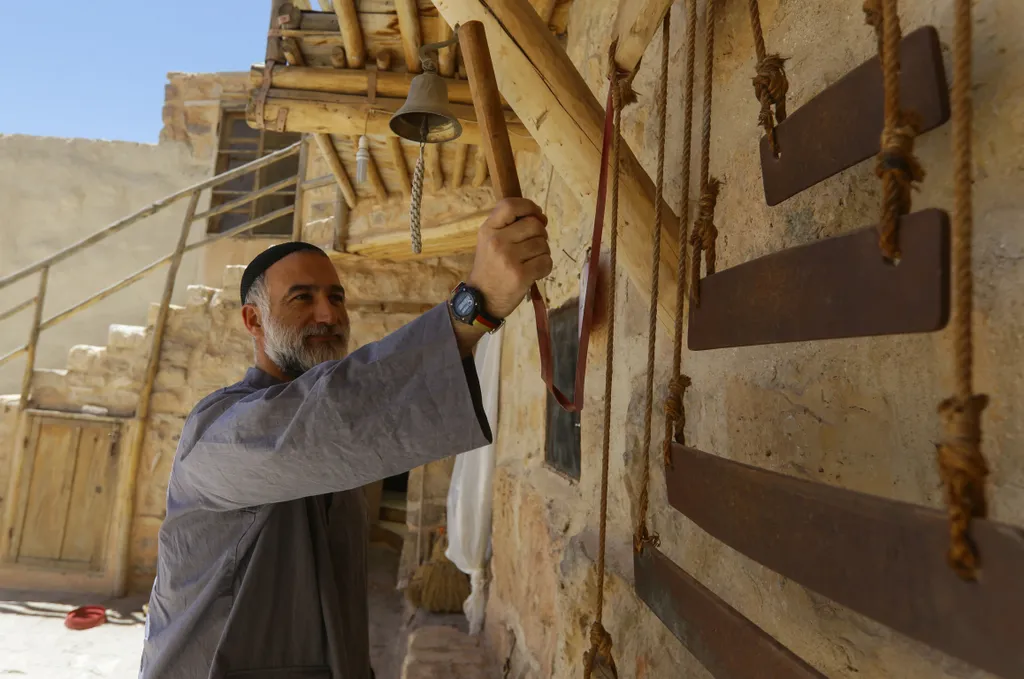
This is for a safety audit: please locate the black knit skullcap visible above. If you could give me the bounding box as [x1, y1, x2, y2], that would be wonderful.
[240, 241, 328, 305]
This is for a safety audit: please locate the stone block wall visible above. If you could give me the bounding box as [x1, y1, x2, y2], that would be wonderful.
[483, 2, 1024, 678]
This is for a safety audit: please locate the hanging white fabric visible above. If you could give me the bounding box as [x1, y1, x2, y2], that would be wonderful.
[445, 326, 502, 635]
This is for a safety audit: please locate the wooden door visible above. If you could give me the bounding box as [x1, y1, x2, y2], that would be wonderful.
[8, 415, 120, 572]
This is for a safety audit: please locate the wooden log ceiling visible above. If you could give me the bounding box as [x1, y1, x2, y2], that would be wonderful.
[254, 0, 569, 261]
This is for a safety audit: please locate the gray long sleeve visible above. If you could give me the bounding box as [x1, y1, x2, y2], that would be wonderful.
[172, 304, 492, 511]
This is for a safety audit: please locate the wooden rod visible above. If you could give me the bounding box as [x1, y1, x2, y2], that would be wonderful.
[0, 142, 300, 292]
[388, 137, 413, 196]
[452, 144, 469, 188]
[425, 143, 444, 192]
[0, 345, 27, 369]
[249, 64, 501, 107]
[292, 137, 310, 240]
[18, 268, 48, 410]
[471, 146, 489, 187]
[302, 174, 337, 191]
[395, 0, 423, 73]
[314, 133, 358, 209]
[438, 22, 457, 77]
[459, 21, 522, 199]
[113, 190, 201, 595]
[192, 175, 298, 222]
[332, 0, 365, 68]
[0, 298, 34, 324]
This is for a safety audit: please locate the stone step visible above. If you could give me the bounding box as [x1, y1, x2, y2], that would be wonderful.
[107, 324, 149, 355]
[380, 490, 408, 524]
[372, 520, 407, 552]
[400, 626, 499, 679]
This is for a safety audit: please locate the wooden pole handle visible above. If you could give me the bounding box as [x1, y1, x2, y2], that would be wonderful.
[459, 21, 522, 200]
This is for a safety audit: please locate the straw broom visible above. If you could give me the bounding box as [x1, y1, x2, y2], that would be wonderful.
[405, 527, 470, 614]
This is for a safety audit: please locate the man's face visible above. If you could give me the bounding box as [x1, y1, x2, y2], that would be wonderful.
[254, 251, 350, 376]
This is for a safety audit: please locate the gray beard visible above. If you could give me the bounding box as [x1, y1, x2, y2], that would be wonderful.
[263, 316, 348, 377]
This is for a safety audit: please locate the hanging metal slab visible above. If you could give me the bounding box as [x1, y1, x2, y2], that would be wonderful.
[634, 547, 826, 679]
[760, 26, 949, 206]
[663, 443, 1024, 679]
[687, 208, 950, 350]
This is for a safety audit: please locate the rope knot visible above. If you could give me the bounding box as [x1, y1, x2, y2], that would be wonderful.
[583, 622, 618, 679]
[876, 113, 924, 259]
[936, 393, 989, 580]
[607, 40, 639, 107]
[632, 524, 661, 553]
[663, 374, 692, 464]
[752, 54, 789, 153]
[862, 0, 882, 31]
[689, 178, 721, 305]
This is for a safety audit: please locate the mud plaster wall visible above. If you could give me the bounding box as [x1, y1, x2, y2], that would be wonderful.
[485, 1, 1023, 678]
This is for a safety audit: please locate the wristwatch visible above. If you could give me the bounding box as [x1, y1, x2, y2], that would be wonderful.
[448, 282, 504, 333]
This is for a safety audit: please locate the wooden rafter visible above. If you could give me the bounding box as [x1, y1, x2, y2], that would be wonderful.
[438, 22, 457, 77]
[425, 143, 443, 192]
[530, 0, 558, 26]
[612, 0, 673, 72]
[451, 144, 468, 187]
[332, 0, 365, 68]
[395, 0, 423, 73]
[471, 146, 488, 187]
[314, 134, 358, 209]
[346, 210, 487, 259]
[388, 137, 413, 196]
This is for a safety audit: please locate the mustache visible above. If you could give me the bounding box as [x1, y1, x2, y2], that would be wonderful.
[300, 323, 346, 340]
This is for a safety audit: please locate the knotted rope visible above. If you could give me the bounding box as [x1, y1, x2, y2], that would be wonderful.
[582, 44, 632, 679]
[937, 0, 988, 581]
[864, 0, 924, 260]
[689, 0, 721, 307]
[635, 13, 671, 555]
[409, 142, 425, 254]
[748, 0, 788, 155]
[663, 0, 699, 466]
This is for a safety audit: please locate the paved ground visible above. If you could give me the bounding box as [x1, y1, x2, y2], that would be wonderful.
[0, 544, 408, 679]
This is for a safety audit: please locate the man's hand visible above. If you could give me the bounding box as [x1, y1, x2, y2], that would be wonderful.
[466, 198, 553, 319]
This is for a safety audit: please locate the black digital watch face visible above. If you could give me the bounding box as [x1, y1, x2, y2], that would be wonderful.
[452, 290, 476, 318]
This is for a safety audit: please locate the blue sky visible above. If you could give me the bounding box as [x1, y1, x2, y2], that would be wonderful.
[1, 2, 269, 143]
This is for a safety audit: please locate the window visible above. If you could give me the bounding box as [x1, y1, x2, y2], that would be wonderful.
[544, 299, 582, 480]
[207, 110, 301, 237]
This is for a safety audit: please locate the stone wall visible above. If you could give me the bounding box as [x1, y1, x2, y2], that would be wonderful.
[0, 134, 209, 395]
[484, 2, 1024, 679]
[159, 71, 251, 167]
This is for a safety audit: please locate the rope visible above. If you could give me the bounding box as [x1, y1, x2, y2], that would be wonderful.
[583, 45, 628, 679]
[689, 0, 720, 306]
[409, 142, 425, 254]
[663, 0, 699, 466]
[865, 0, 924, 260]
[937, 0, 988, 581]
[634, 13, 670, 555]
[747, 0, 788, 155]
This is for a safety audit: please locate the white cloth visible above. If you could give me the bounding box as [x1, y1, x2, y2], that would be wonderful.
[445, 327, 502, 634]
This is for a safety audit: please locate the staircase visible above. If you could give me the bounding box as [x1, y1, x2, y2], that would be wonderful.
[372, 490, 409, 552]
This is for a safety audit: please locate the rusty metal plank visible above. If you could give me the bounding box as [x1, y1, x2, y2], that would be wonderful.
[665, 443, 1024, 679]
[761, 26, 949, 206]
[634, 547, 826, 679]
[687, 208, 949, 350]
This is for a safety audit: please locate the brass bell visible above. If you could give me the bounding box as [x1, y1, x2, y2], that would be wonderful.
[389, 29, 463, 144]
[389, 71, 463, 143]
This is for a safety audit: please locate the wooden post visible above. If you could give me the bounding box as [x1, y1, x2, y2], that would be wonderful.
[18, 267, 48, 410]
[112, 190, 201, 596]
[388, 137, 413, 196]
[459, 22, 521, 199]
[332, 0, 365, 68]
[396, 0, 423, 73]
[292, 136, 310, 241]
[314, 134, 358, 209]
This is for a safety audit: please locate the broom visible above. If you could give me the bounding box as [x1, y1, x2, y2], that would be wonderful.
[405, 527, 471, 614]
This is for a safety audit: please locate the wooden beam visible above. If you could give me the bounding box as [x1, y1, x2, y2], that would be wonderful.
[247, 89, 539, 152]
[433, 0, 680, 333]
[388, 137, 412, 196]
[352, 136, 389, 201]
[471, 146, 488, 187]
[612, 0, 674, 73]
[292, 0, 313, 9]
[451, 144, 469, 187]
[314, 133, 358, 209]
[665, 443, 1024, 679]
[376, 49, 394, 71]
[249, 64, 491, 106]
[346, 210, 487, 259]
[530, 0, 558, 25]
[425, 143, 443, 192]
[395, 0, 423, 73]
[438, 22, 457, 77]
[332, 0, 365, 68]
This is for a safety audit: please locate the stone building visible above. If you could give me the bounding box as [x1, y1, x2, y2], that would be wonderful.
[1, 1, 1022, 678]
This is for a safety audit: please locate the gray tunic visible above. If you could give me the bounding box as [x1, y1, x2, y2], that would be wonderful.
[139, 304, 491, 679]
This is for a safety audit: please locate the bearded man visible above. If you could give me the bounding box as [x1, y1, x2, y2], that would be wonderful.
[139, 198, 551, 679]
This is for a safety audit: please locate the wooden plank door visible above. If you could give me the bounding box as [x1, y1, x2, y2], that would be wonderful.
[10, 415, 120, 572]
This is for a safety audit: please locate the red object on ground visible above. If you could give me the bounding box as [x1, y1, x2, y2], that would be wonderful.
[64, 605, 107, 630]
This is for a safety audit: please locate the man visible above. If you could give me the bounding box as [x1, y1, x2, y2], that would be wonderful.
[139, 198, 552, 679]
